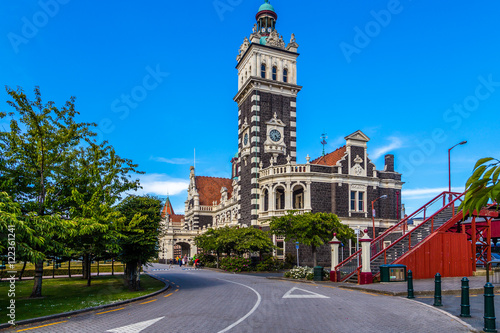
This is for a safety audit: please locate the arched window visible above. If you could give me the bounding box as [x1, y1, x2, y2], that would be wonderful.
[263, 189, 269, 211]
[275, 187, 285, 210]
[283, 69, 288, 83]
[272, 66, 277, 80]
[261, 64, 266, 79]
[292, 185, 304, 209]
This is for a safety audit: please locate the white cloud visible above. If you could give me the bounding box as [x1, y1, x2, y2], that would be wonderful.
[133, 173, 189, 196]
[402, 187, 464, 200]
[151, 156, 192, 165]
[372, 136, 403, 159]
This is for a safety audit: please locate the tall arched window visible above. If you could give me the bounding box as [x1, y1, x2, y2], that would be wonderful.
[263, 189, 269, 211]
[283, 69, 288, 83]
[261, 64, 266, 79]
[292, 185, 304, 209]
[275, 187, 285, 210]
[272, 66, 277, 80]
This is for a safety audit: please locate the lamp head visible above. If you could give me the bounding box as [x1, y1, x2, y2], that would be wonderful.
[381, 195, 388, 199]
[459, 141, 467, 145]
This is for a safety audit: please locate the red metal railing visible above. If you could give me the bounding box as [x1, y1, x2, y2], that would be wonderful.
[334, 191, 463, 282]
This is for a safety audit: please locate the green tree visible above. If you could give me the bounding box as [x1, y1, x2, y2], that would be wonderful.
[234, 227, 274, 255]
[117, 195, 163, 291]
[462, 157, 500, 214]
[66, 141, 141, 286]
[269, 211, 355, 267]
[0, 86, 94, 297]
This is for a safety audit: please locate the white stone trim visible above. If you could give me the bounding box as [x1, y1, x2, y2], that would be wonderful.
[251, 105, 261, 112]
[251, 116, 260, 123]
[291, 141, 297, 147]
[251, 95, 261, 102]
[251, 199, 259, 205]
[251, 147, 260, 153]
[291, 151, 297, 157]
[251, 188, 259, 194]
[290, 131, 296, 137]
[251, 126, 260, 133]
[290, 101, 296, 107]
[251, 167, 260, 173]
[290, 121, 296, 127]
[251, 178, 259, 184]
[251, 136, 260, 143]
[291, 111, 296, 118]
[251, 157, 260, 163]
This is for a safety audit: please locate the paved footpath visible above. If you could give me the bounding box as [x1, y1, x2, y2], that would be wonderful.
[5, 264, 476, 333]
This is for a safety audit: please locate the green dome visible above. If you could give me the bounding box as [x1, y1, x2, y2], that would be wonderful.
[258, 0, 275, 12]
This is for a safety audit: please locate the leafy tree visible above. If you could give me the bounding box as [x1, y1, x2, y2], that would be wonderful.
[234, 227, 274, 255]
[269, 211, 355, 267]
[462, 157, 500, 215]
[0, 86, 94, 297]
[117, 195, 163, 291]
[67, 141, 141, 286]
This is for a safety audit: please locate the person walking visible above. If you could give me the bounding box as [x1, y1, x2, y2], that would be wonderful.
[178, 256, 182, 268]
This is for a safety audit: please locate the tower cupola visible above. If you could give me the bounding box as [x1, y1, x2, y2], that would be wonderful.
[256, 0, 277, 36]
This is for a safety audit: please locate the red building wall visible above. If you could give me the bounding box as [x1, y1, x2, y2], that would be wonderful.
[395, 232, 472, 279]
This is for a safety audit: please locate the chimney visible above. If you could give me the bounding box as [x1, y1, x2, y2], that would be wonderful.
[385, 154, 395, 172]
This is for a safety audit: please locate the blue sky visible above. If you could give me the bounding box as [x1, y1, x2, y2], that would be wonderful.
[1, 1, 499, 215]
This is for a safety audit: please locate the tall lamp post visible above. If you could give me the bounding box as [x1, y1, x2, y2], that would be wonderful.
[448, 141, 467, 202]
[372, 195, 388, 238]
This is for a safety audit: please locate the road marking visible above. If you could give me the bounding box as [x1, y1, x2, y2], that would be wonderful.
[361, 291, 379, 297]
[17, 321, 68, 332]
[175, 289, 179, 292]
[418, 296, 434, 299]
[217, 279, 262, 333]
[140, 299, 157, 305]
[106, 317, 164, 333]
[164, 293, 173, 298]
[96, 307, 125, 315]
[283, 287, 329, 299]
[322, 285, 336, 289]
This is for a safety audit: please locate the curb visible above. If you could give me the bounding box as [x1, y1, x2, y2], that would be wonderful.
[0, 273, 169, 330]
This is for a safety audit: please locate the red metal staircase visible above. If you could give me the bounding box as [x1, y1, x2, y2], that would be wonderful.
[334, 191, 465, 282]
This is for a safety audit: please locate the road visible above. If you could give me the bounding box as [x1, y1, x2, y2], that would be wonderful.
[7, 264, 474, 333]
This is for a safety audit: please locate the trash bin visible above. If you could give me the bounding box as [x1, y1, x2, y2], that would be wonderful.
[313, 266, 323, 281]
[379, 264, 406, 282]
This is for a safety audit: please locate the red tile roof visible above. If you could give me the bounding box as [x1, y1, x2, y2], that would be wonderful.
[161, 197, 184, 224]
[310, 146, 347, 166]
[195, 176, 233, 206]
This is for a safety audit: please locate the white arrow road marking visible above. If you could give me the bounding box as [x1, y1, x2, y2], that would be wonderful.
[217, 279, 262, 333]
[282, 287, 330, 299]
[106, 317, 164, 333]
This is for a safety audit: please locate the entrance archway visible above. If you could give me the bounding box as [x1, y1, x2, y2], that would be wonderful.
[174, 242, 191, 258]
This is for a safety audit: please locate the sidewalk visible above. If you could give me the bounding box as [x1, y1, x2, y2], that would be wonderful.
[337, 275, 495, 296]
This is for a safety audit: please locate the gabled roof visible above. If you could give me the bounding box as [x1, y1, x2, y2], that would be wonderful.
[161, 197, 175, 218]
[310, 146, 347, 166]
[161, 197, 184, 223]
[195, 176, 233, 206]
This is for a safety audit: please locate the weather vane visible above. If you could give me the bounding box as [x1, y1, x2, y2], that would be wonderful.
[320, 132, 328, 156]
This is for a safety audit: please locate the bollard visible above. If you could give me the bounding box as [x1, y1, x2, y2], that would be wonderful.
[484, 282, 497, 333]
[407, 270, 415, 299]
[433, 273, 442, 307]
[460, 277, 471, 317]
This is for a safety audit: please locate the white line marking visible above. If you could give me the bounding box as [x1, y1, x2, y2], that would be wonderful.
[106, 317, 164, 333]
[217, 279, 262, 333]
[282, 287, 330, 299]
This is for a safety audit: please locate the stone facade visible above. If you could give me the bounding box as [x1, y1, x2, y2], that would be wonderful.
[158, 1, 404, 262]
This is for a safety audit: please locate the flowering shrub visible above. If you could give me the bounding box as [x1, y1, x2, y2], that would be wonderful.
[219, 257, 251, 272]
[284, 266, 312, 279]
[284, 266, 330, 280]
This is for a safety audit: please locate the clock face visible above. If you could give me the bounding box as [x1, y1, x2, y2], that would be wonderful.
[261, 27, 266, 33]
[267, 27, 272, 32]
[244, 133, 249, 145]
[269, 129, 281, 142]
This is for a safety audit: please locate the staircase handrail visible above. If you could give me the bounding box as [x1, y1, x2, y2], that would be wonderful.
[333, 191, 461, 282]
[371, 191, 466, 267]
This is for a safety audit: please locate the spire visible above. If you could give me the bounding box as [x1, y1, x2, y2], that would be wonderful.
[161, 197, 175, 218]
[256, 0, 277, 36]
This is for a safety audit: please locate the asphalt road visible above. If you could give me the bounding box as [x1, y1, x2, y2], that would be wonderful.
[7, 264, 475, 333]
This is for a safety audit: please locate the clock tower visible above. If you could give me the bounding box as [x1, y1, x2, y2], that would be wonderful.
[234, 0, 302, 226]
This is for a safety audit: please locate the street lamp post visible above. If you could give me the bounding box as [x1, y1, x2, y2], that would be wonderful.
[372, 195, 388, 238]
[448, 141, 467, 202]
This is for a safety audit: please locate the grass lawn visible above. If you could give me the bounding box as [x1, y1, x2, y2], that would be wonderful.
[0, 274, 165, 323]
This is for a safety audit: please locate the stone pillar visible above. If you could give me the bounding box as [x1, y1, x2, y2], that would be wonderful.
[329, 233, 341, 282]
[359, 229, 373, 285]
